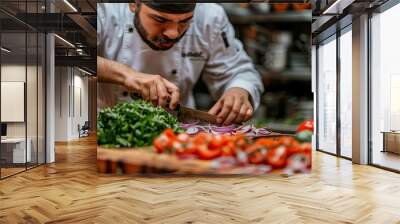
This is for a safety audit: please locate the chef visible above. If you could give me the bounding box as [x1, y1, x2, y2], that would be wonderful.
[97, 2, 264, 125]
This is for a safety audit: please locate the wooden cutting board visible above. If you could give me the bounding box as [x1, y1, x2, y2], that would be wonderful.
[97, 147, 216, 175]
[97, 148, 286, 175]
[97, 134, 292, 175]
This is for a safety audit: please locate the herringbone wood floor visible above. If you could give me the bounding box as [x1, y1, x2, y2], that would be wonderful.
[1, 136, 400, 224]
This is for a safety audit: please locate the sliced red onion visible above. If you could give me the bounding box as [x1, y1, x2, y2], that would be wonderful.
[234, 125, 252, 134]
[213, 124, 235, 129]
[257, 131, 271, 136]
[180, 122, 272, 137]
[186, 127, 200, 135]
[179, 121, 200, 129]
[210, 130, 222, 136]
[212, 126, 235, 132]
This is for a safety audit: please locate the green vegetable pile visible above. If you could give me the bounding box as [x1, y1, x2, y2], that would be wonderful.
[97, 100, 181, 148]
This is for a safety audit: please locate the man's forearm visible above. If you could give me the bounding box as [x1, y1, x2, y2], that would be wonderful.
[97, 56, 133, 85]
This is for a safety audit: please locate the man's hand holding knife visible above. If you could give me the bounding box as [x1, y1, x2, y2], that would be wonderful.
[98, 56, 253, 125]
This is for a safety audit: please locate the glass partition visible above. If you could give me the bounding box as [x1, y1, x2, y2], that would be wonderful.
[0, 0, 46, 179]
[317, 35, 337, 154]
[339, 27, 352, 158]
[370, 3, 400, 171]
[1, 31, 28, 177]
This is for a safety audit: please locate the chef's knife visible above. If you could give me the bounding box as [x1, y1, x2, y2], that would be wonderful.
[130, 92, 218, 124]
[173, 103, 218, 124]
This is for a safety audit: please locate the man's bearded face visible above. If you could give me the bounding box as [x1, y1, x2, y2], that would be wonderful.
[133, 4, 193, 51]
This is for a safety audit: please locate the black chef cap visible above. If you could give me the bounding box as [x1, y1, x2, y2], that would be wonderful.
[139, 1, 196, 14]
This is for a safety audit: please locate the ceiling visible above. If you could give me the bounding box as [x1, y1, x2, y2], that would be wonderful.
[0, 0, 97, 73]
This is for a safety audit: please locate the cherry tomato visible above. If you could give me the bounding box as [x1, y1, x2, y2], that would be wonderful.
[221, 142, 236, 156]
[280, 136, 295, 146]
[255, 137, 282, 149]
[185, 142, 198, 154]
[163, 128, 177, 140]
[153, 134, 171, 153]
[287, 140, 302, 156]
[266, 145, 288, 168]
[208, 135, 224, 150]
[171, 140, 184, 152]
[197, 144, 221, 160]
[177, 133, 190, 144]
[249, 151, 265, 164]
[300, 142, 312, 154]
[193, 132, 212, 145]
[296, 120, 314, 133]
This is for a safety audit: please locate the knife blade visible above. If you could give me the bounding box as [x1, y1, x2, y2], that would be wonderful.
[130, 92, 218, 124]
[173, 104, 218, 124]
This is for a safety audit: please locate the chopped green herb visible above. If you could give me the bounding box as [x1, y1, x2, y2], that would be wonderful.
[97, 100, 182, 148]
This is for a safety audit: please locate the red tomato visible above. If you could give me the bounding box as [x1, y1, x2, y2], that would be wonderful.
[287, 140, 302, 156]
[235, 137, 249, 150]
[249, 151, 265, 164]
[171, 140, 184, 151]
[186, 142, 198, 154]
[280, 136, 295, 146]
[163, 128, 176, 140]
[266, 145, 288, 168]
[221, 146, 234, 156]
[193, 132, 212, 145]
[244, 144, 259, 154]
[177, 133, 190, 144]
[255, 137, 282, 149]
[221, 141, 237, 156]
[296, 120, 314, 133]
[153, 134, 171, 153]
[208, 135, 224, 150]
[197, 144, 221, 160]
[300, 142, 312, 154]
[287, 141, 312, 156]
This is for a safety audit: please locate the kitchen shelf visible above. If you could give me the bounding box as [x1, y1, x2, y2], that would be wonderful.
[226, 10, 312, 24]
[256, 65, 311, 81]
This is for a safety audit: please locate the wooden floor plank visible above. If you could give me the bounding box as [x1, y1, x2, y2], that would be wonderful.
[0, 136, 399, 223]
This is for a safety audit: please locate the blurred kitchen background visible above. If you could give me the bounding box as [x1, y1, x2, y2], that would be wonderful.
[193, 3, 312, 134]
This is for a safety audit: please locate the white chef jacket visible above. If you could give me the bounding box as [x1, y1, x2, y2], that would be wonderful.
[97, 3, 264, 110]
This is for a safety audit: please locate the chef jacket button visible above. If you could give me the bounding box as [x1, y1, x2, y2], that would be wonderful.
[171, 69, 177, 75]
[128, 27, 133, 33]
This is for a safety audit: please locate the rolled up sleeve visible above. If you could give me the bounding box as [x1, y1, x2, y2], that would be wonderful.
[97, 4, 105, 56]
[201, 6, 264, 110]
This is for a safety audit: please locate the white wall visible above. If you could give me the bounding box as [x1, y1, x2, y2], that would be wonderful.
[54, 67, 89, 141]
[55, 66, 69, 141]
[1, 65, 25, 135]
[1, 64, 46, 164]
[1, 65, 36, 138]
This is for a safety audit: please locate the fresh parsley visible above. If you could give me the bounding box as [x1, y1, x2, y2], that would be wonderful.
[97, 100, 181, 148]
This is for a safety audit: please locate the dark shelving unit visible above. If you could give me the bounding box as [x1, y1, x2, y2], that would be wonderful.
[227, 10, 312, 24]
